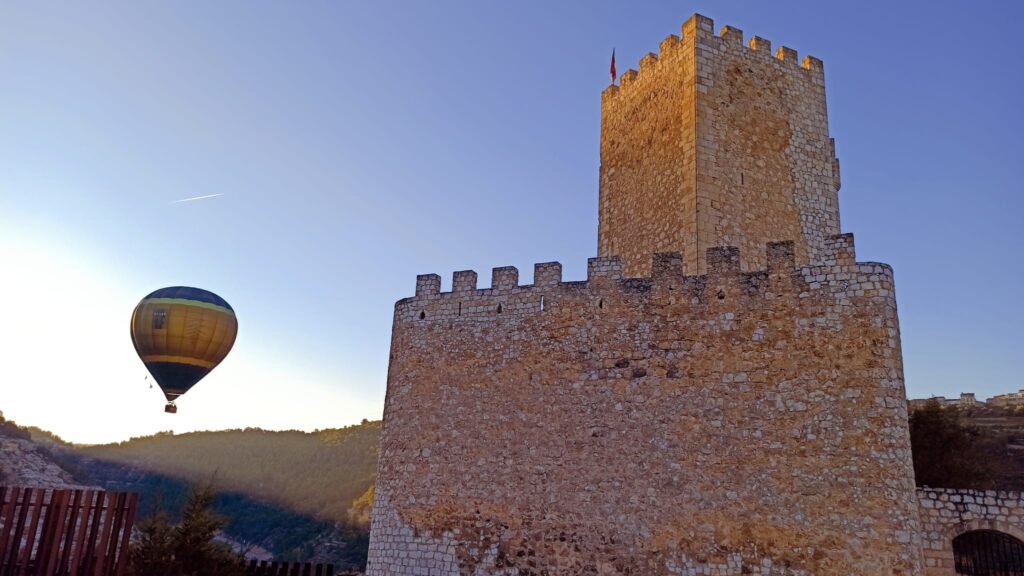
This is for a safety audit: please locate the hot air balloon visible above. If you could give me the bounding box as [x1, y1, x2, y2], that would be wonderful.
[130, 287, 237, 413]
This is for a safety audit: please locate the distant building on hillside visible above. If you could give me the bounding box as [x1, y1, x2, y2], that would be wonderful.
[989, 390, 1024, 407]
[959, 392, 979, 406]
[908, 393, 982, 410]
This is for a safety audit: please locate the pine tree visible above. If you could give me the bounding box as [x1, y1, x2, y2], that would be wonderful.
[130, 485, 244, 576]
[132, 510, 177, 576]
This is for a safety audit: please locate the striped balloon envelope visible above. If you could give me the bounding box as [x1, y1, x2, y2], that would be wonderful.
[130, 287, 238, 413]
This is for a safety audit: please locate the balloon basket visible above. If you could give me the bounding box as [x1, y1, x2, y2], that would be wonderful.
[164, 403, 178, 414]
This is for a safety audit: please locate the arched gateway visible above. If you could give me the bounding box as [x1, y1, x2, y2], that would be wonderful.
[954, 530, 1024, 575]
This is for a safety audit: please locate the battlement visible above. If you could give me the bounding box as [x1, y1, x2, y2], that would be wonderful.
[603, 14, 822, 104]
[398, 234, 894, 324]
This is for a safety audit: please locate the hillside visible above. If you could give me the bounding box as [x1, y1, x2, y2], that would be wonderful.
[958, 405, 1024, 490]
[64, 422, 380, 569]
[909, 402, 1024, 491]
[0, 412, 379, 570]
[0, 413, 87, 488]
[77, 423, 380, 522]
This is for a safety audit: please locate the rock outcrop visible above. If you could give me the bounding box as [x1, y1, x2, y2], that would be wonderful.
[0, 436, 90, 489]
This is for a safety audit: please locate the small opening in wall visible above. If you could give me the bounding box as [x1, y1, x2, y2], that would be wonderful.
[740, 172, 745, 185]
[458, 302, 462, 316]
[419, 311, 426, 320]
[598, 298, 604, 309]
[540, 295, 545, 311]
[717, 290, 725, 301]
[497, 304, 503, 314]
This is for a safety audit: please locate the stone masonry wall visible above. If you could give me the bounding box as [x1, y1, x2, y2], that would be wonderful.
[599, 15, 841, 276]
[917, 487, 1024, 575]
[367, 235, 921, 575]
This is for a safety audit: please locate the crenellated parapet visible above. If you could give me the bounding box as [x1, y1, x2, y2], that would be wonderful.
[602, 14, 822, 106]
[397, 234, 895, 324]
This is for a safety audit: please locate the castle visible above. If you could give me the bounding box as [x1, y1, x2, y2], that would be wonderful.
[367, 14, 1023, 575]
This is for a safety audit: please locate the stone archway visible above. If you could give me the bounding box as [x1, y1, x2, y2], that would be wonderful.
[953, 529, 1024, 575]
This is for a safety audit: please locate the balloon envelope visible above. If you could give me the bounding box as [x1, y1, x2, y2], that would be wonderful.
[130, 287, 237, 406]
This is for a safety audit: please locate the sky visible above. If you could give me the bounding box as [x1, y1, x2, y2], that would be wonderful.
[1, 1, 1021, 444]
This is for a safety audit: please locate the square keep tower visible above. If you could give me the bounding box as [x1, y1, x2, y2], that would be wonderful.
[599, 14, 841, 276]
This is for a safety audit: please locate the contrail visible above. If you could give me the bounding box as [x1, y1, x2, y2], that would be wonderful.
[170, 193, 224, 204]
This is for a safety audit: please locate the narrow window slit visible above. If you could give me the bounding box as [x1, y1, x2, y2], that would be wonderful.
[540, 295, 545, 311]
[419, 311, 426, 320]
[497, 304, 503, 314]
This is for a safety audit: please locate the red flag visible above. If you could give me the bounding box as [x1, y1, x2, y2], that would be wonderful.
[610, 49, 617, 83]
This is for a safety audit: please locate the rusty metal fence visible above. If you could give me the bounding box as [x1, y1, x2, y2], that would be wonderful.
[0, 487, 137, 576]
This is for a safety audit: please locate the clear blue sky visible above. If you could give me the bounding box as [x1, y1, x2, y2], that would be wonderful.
[1, 1, 1020, 443]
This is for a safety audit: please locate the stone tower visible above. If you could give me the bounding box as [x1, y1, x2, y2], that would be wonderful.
[599, 15, 840, 276]
[368, 14, 921, 576]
